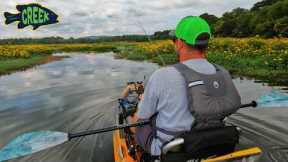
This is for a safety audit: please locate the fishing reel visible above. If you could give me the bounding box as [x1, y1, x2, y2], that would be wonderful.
[127, 81, 143, 85]
[137, 83, 144, 95]
[126, 81, 144, 95]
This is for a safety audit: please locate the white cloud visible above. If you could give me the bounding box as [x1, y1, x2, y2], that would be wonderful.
[0, 0, 261, 38]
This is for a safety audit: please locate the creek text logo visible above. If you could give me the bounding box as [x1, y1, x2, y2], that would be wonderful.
[4, 3, 59, 30]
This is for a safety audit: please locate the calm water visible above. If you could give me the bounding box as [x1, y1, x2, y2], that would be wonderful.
[0, 52, 287, 162]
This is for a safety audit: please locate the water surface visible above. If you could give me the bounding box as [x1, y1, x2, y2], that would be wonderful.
[0, 52, 287, 162]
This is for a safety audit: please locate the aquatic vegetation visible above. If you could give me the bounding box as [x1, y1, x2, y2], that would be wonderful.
[117, 38, 288, 81]
[208, 38, 288, 70]
[0, 46, 30, 58]
[0, 38, 288, 82]
[120, 38, 288, 69]
[0, 43, 116, 75]
[0, 44, 116, 58]
[0, 55, 63, 75]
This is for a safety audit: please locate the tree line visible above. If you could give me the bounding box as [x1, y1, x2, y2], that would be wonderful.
[201, 0, 288, 37]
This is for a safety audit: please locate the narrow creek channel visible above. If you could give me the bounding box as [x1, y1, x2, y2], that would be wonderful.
[0, 52, 287, 162]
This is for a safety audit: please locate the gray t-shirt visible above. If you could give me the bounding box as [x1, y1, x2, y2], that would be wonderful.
[137, 59, 216, 155]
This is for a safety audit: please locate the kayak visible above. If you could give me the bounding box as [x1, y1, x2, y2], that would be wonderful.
[113, 90, 142, 162]
[113, 82, 144, 162]
[113, 129, 133, 162]
[113, 129, 141, 162]
[113, 109, 140, 162]
[113, 85, 262, 162]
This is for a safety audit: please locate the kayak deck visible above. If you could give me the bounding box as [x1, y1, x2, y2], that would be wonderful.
[113, 130, 132, 162]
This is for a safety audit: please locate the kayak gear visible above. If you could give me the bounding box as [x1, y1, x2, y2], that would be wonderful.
[116, 82, 255, 159]
[118, 98, 137, 119]
[114, 98, 260, 162]
[174, 63, 241, 130]
[126, 83, 140, 103]
[135, 117, 155, 154]
[131, 62, 241, 153]
[119, 81, 144, 119]
[126, 81, 144, 97]
[171, 16, 211, 46]
[175, 126, 239, 159]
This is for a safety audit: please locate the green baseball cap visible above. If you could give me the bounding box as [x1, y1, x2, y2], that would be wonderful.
[170, 16, 211, 45]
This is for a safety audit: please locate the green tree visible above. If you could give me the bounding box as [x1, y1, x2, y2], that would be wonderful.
[274, 17, 288, 37]
[251, 0, 280, 11]
[200, 13, 219, 33]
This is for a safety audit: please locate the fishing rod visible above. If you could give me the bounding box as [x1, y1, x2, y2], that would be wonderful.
[135, 20, 166, 66]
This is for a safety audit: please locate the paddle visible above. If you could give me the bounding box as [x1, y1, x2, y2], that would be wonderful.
[256, 90, 288, 107]
[0, 101, 265, 162]
[68, 119, 150, 140]
[202, 147, 262, 162]
[0, 120, 150, 162]
[240, 100, 257, 108]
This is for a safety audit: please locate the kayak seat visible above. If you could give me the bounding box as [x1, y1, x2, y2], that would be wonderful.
[160, 126, 239, 162]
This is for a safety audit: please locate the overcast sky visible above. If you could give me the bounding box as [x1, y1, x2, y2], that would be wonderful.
[0, 0, 261, 38]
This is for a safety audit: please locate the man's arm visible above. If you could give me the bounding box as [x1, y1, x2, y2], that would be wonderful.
[121, 86, 130, 97]
[129, 73, 160, 133]
[137, 73, 160, 119]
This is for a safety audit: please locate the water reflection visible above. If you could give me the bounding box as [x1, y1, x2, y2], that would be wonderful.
[0, 52, 158, 162]
[233, 77, 287, 104]
[0, 53, 158, 99]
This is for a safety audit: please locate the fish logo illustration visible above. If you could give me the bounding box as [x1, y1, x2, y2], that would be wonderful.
[4, 3, 59, 30]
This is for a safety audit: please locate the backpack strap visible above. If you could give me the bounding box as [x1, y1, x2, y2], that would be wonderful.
[173, 63, 203, 118]
[152, 113, 185, 144]
[173, 63, 203, 86]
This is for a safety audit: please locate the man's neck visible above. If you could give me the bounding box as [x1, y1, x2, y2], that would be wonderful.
[179, 52, 206, 62]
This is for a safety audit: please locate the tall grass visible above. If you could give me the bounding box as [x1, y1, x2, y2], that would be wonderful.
[0, 43, 117, 75]
[116, 38, 288, 81]
[1, 39, 288, 82]
[0, 43, 117, 58]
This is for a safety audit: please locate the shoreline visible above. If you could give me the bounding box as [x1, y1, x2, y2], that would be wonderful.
[114, 39, 288, 86]
[0, 43, 117, 76]
[118, 54, 288, 87]
[0, 55, 66, 76]
[0, 40, 288, 86]
[1, 51, 287, 87]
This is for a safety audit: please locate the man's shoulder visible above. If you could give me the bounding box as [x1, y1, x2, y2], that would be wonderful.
[151, 66, 180, 79]
[147, 66, 184, 87]
[213, 63, 230, 74]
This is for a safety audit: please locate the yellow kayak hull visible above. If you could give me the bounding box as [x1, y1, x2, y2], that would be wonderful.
[113, 130, 139, 162]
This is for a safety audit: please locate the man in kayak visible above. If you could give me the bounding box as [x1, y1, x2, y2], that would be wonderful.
[132, 16, 241, 156]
